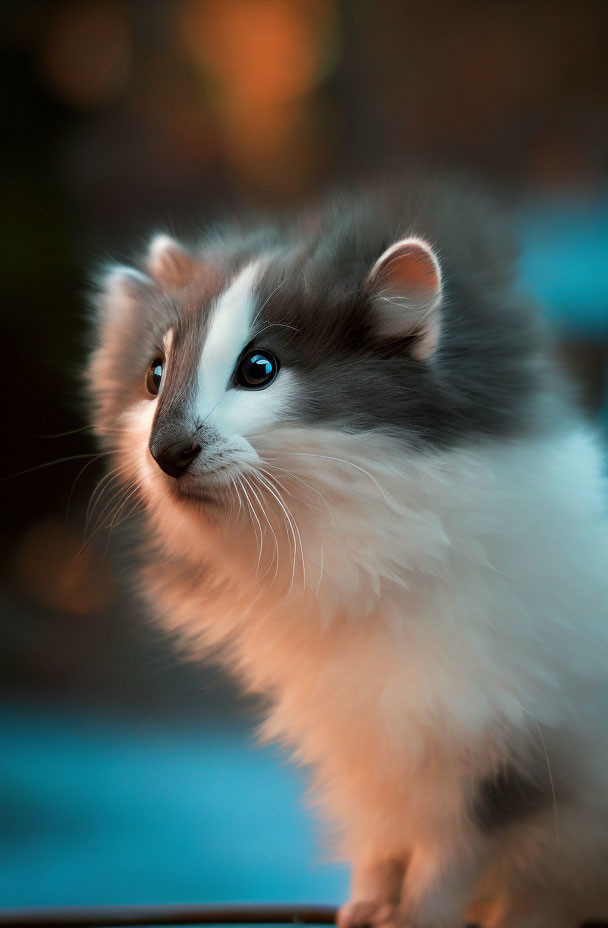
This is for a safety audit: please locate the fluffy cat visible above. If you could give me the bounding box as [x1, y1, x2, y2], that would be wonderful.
[87, 181, 608, 928]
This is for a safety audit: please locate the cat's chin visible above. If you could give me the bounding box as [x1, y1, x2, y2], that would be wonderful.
[167, 475, 225, 507]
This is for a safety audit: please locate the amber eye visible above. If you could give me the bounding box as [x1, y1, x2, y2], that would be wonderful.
[146, 357, 163, 396]
[237, 350, 279, 389]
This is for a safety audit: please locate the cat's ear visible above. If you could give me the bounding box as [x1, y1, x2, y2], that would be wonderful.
[145, 234, 198, 290]
[93, 265, 155, 326]
[365, 237, 442, 360]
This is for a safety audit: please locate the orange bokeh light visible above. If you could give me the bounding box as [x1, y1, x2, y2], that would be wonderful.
[178, 0, 336, 105]
[176, 0, 337, 193]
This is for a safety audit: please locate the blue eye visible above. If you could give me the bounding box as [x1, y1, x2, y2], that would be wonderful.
[237, 350, 279, 389]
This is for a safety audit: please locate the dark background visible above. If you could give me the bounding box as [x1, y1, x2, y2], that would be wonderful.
[1, 0, 607, 910]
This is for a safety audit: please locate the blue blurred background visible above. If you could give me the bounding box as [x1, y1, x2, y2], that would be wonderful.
[1, 0, 607, 912]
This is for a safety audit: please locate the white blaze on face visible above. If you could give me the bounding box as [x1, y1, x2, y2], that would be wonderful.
[196, 260, 297, 440]
[199, 262, 259, 412]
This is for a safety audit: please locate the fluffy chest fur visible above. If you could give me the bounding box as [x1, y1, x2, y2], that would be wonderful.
[141, 425, 607, 855]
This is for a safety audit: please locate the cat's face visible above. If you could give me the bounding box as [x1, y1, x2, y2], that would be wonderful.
[88, 188, 537, 548]
[88, 228, 445, 520]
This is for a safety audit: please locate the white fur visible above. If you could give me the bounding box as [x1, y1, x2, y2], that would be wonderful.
[131, 407, 608, 926]
[198, 262, 260, 414]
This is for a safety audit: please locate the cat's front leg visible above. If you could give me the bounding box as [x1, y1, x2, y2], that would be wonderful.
[337, 856, 406, 928]
[399, 835, 485, 928]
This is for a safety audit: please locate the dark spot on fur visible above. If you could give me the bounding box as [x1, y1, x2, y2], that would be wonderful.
[470, 763, 553, 835]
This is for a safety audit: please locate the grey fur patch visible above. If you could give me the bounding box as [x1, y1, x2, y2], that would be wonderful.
[248, 180, 554, 447]
[470, 762, 553, 835]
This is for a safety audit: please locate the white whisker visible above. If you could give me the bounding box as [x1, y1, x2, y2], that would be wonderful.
[257, 464, 324, 519]
[240, 474, 264, 574]
[255, 470, 298, 591]
[246, 472, 280, 585]
[85, 464, 129, 536]
[255, 468, 305, 595]
[86, 475, 132, 541]
[535, 719, 560, 842]
[259, 461, 333, 520]
[66, 452, 113, 522]
[316, 541, 324, 596]
[265, 450, 393, 506]
[250, 278, 286, 329]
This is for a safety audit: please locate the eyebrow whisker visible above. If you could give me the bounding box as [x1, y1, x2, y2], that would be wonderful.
[250, 278, 286, 330]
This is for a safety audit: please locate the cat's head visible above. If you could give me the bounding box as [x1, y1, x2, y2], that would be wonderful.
[87, 188, 539, 566]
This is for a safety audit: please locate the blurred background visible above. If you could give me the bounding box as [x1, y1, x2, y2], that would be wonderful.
[1, 0, 607, 913]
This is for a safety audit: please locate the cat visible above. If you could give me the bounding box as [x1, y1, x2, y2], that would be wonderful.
[87, 180, 608, 928]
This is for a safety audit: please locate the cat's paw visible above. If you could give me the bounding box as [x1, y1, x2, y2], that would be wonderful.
[337, 901, 400, 928]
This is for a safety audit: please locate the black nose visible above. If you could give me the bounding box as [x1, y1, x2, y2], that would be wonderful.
[150, 438, 201, 478]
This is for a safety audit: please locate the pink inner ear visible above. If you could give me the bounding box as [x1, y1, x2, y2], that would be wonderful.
[371, 238, 441, 308]
[367, 237, 442, 359]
